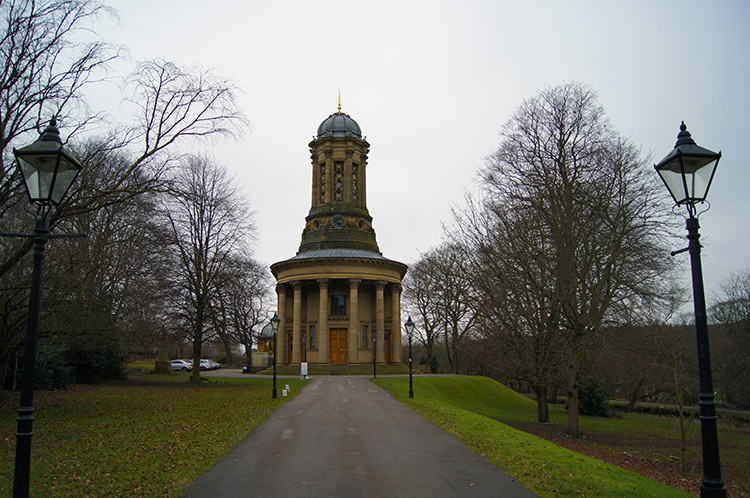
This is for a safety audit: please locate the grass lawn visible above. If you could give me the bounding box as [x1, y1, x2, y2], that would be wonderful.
[375, 376, 750, 497]
[0, 368, 306, 497]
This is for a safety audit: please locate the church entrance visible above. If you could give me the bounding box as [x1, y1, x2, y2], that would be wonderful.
[330, 328, 348, 364]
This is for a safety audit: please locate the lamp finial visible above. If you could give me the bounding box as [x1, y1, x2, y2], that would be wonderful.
[675, 121, 696, 147]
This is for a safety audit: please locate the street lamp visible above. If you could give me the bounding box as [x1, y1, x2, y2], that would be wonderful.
[12, 119, 82, 498]
[372, 331, 377, 379]
[405, 315, 415, 399]
[301, 332, 307, 363]
[270, 312, 280, 399]
[655, 122, 725, 498]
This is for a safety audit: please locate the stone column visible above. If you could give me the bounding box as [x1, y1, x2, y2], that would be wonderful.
[391, 283, 403, 363]
[317, 279, 329, 364]
[154, 347, 170, 374]
[276, 284, 287, 365]
[349, 279, 361, 363]
[292, 281, 303, 364]
[375, 280, 386, 364]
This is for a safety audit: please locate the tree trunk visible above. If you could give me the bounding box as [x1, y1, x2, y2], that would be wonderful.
[221, 335, 233, 365]
[532, 385, 550, 423]
[680, 417, 689, 474]
[567, 350, 581, 437]
[190, 308, 204, 384]
[244, 340, 253, 368]
[444, 333, 454, 373]
[426, 338, 437, 373]
[549, 384, 558, 405]
[190, 336, 202, 384]
[626, 380, 643, 412]
[567, 386, 580, 436]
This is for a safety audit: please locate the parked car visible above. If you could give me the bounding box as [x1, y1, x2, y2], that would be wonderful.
[171, 359, 193, 372]
[209, 360, 221, 370]
[199, 359, 212, 371]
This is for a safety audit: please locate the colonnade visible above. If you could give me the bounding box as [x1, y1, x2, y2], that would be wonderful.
[275, 278, 402, 365]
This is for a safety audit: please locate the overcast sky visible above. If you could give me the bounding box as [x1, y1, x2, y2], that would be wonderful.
[94, 0, 748, 303]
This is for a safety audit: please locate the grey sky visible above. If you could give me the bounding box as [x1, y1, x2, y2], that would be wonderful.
[95, 0, 749, 302]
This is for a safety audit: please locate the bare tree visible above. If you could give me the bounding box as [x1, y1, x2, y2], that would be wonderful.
[711, 269, 750, 408]
[0, 0, 117, 218]
[453, 195, 566, 422]
[656, 324, 699, 475]
[0, 58, 247, 277]
[466, 82, 675, 436]
[211, 255, 272, 367]
[433, 242, 477, 374]
[403, 243, 476, 373]
[403, 250, 442, 372]
[162, 156, 253, 383]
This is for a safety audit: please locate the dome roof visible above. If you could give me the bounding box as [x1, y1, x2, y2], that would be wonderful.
[316, 112, 362, 139]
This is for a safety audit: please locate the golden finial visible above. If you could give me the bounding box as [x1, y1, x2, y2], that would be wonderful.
[337, 90, 342, 114]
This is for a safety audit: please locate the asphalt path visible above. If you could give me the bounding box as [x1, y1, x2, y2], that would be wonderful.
[183, 376, 537, 498]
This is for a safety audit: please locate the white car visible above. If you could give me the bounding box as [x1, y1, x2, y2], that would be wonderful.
[170, 359, 193, 372]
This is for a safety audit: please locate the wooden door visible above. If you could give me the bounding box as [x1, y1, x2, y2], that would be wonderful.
[287, 333, 293, 364]
[329, 328, 348, 365]
[384, 332, 391, 363]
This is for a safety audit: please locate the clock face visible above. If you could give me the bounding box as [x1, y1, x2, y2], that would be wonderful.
[332, 214, 346, 228]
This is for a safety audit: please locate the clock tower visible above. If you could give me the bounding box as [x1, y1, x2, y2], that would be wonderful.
[271, 103, 407, 368]
[299, 103, 379, 253]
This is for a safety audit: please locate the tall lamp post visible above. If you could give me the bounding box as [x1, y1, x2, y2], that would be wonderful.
[11, 119, 82, 498]
[270, 312, 280, 399]
[372, 331, 377, 379]
[655, 122, 725, 498]
[405, 315, 415, 399]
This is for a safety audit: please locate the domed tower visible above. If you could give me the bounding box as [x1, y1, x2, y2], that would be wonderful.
[271, 103, 407, 368]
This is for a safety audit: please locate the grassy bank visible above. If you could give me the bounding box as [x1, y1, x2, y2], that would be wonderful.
[0, 371, 305, 497]
[375, 376, 726, 497]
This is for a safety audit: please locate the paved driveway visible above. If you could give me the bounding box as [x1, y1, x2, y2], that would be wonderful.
[183, 376, 537, 497]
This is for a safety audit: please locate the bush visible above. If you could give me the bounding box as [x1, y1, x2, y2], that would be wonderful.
[578, 385, 616, 417]
[34, 343, 74, 390]
[66, 339, 127, 384]
[419, 353, 439, 374]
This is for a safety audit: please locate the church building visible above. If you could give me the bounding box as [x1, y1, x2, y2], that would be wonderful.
[270, 104, 408, 366]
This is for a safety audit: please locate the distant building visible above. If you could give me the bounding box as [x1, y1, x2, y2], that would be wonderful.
[271, 104, 408, 366]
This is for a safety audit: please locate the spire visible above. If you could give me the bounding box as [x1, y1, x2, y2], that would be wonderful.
[337, 90, 342, 114]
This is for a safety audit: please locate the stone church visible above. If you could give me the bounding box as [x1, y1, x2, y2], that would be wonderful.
[270, 104, 408, 366]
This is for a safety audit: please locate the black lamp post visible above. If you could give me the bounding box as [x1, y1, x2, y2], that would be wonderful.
[372, 331, 377, 379]
[655, 122, 725, 498]
[11, 119, 82, 498]
[405, 315, 415, 399]
[270, 312, 280, 399]
[301, 332, 307, 363]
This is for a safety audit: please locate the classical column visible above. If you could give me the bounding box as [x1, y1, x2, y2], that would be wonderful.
[317, 279, 329, 364]
[391, 283, 403, 363]
[349, 279, 361, 363]
[276, 284, 287, 365]
[292, 281, 303, 364]
[375, 280, 386, 364]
